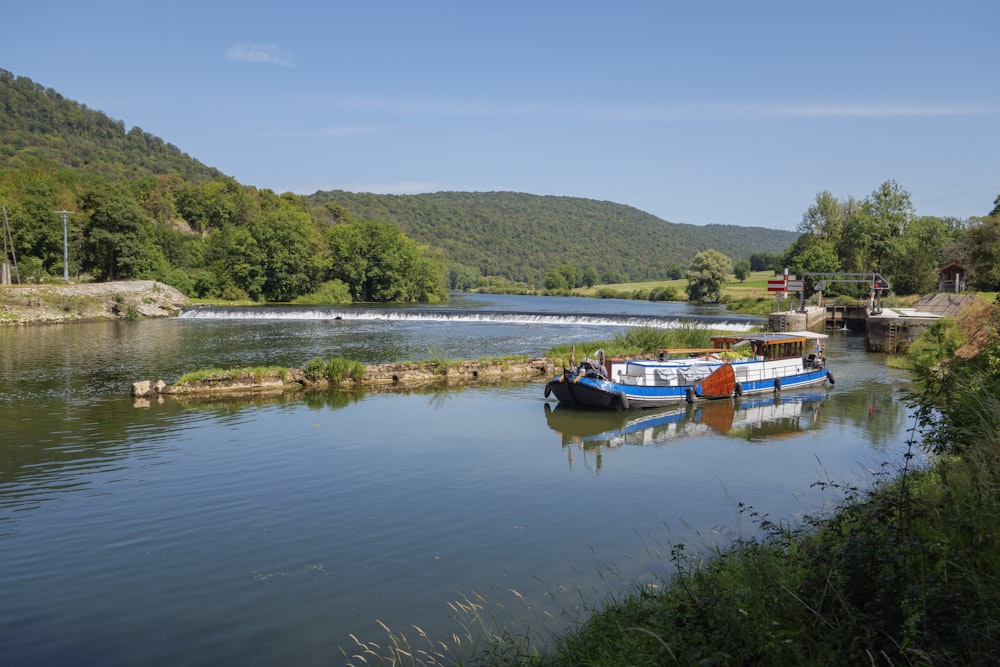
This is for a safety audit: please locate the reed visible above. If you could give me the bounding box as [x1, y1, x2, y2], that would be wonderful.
[326, 357, 366, 384]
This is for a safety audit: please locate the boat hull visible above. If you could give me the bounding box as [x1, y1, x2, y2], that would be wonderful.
[544, 371, 630, 409]
[545, 366, 830, 411]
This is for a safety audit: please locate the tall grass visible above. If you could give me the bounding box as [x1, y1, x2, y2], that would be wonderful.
[546, 325, 717, 366]
[174, 365, 288, 385]
[301, 357, 366, 384]
[326, 357, 366, 383]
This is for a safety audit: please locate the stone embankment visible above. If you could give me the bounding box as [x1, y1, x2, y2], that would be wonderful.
[132, 358, 558, 399]
[0, 280, 188, 324]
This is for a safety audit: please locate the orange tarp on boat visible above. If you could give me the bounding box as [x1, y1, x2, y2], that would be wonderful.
[700, 364, 735, 398]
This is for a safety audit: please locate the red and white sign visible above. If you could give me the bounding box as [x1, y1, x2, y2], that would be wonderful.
[768, 271, 801, 292]
[767, 279, 787, 292]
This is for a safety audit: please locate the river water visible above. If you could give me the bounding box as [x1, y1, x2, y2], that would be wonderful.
[0, 294, 917, 665]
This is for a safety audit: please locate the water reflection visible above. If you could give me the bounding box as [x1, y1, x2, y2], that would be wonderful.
[0, 297, 921, 666]
[545, 391, 829, 470]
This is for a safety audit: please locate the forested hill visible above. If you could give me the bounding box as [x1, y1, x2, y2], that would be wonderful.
[1, 69, 797, 290]
[0, 69, 223, 183]
[307, 190, 798, 283]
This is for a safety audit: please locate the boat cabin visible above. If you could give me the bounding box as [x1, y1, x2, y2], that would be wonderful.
[711, 333, 812, 360]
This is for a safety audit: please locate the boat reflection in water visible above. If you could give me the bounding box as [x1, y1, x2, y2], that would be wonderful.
[544, 391, 827, 470]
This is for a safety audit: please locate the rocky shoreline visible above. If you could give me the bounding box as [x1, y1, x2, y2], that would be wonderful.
[0, 280, 188, 324]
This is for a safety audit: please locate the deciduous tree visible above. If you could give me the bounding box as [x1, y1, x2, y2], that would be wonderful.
[734, 259, 751, 282]
[966, 216, 1000, 290]
[325, 219, 446, 302]
[839, 180, 913, 274]
[685, 249, 732, 303]
[888, 215, 950, 295]
[798, 190, 849, 247]
[248, 207, 325, 302]
[79, 184, 159, 280]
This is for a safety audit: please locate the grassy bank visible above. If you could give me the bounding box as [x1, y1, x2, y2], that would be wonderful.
[345, 299, 1000, 666]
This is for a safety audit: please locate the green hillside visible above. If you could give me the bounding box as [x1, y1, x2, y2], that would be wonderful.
[307, 190, 797, 284]
[1, 69, 797, 295]
[0, 69, 223, 183]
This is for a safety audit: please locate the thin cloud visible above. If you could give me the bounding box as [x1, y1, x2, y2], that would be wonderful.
[736, 103, 1000, 119]
[330, 95, 1000, 122]
[225, 43, 295, 68]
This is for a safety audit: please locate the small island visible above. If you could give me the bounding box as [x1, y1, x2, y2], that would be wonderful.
[131, 356, 557, 400]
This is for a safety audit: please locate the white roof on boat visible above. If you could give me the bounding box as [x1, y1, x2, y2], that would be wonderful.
[716, 331, 829, 342]
[783, 331, 829, 339]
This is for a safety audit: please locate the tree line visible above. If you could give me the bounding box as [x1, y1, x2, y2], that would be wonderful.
[0, 167, 448, 303]
[780, 180, 999, 295]
[676, 182, 999, 304]
[305, 190, 797, 287]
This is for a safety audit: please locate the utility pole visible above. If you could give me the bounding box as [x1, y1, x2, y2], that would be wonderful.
[2, 206, 16, 284]
[55, 210, 74, 283]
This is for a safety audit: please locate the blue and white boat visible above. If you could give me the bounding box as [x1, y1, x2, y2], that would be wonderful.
[544, 331, 833, 410]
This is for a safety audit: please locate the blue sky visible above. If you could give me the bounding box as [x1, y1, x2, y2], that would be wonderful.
[4, 1, 998, 230]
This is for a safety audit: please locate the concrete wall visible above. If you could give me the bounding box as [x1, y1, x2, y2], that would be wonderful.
[768, 306, 935, 354]
[768, 306, 826, 332]
[865, 316, 937, 354]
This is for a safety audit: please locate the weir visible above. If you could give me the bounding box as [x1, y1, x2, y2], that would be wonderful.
[178, 305, 763, 331]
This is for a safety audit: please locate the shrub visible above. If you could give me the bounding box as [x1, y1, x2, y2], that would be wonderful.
[326, 357, 365, 384]
[219, 285, 250, 302]
[192, 270, 219, 298]
[293, 280, 352, 305]
[723, 295, 775, 316]
[160, 267, 195, 295]
[648, 286, 679, 302]
[302, 358, 327, 381]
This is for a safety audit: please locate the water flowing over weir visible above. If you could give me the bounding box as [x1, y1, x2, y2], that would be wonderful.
[178, 305, 763, 330]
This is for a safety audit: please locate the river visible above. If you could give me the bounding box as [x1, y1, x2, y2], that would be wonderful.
[0, 294, 917, 665]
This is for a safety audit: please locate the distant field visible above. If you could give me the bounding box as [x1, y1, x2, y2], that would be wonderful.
[575, 272, 992, 311]
[577, 270, 779, 299]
